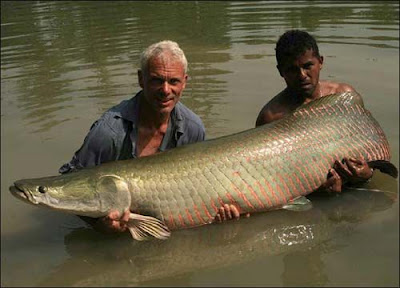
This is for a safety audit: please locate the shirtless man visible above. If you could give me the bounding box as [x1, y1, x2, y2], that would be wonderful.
[256, 30, 373, 192]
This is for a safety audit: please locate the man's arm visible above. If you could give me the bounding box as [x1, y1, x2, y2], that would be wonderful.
[255, 105, 274, 127]
[59, 118, 116, 174]
[255, 93, 289, 127]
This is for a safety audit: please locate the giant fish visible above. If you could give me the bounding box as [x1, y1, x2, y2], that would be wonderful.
[9, 92, 398, 240]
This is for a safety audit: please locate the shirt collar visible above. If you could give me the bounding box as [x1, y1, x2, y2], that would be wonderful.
[118, 91, 142, 124]
[172, 102, 185, 135]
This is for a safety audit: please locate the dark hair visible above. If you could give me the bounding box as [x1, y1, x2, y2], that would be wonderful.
[275, 30, 320, 67]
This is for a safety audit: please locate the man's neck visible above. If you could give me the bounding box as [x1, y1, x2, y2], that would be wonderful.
[136, 100, 171, 157]
[286, 88, 306, 106]
[287, 83, 322, 105]
[139, 100, 170, 132]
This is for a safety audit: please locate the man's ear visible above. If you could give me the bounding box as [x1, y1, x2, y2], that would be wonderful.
[319, 55, 324, 69]
[138, 70, 144, 88]
[182, 74, 188, 89]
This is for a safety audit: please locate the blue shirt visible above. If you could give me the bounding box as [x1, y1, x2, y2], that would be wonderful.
[59, 91, 205, 174]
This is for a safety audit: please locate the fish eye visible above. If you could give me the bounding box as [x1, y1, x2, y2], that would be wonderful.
[38, 186, 47, 193]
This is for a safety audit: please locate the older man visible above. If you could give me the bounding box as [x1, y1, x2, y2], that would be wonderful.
[60, 41, 213, 232]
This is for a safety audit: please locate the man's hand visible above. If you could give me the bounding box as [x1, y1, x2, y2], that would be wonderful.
[333, 157, 373, 185]
[321, 157, 373, 193]
[93, 209, 131, 234]
[321, 168, 343, 193]
[214, 204, 250, 223]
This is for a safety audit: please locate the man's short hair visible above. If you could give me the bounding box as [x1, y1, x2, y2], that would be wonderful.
[275, 30, 320, 67]
[140, 40, 188, 74]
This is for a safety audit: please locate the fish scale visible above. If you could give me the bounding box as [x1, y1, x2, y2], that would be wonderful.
[128, 92, 393, 229]
[10, 92, 398, 239]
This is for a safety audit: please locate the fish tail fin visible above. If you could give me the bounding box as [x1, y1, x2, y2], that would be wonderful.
[368, 160, 398, 178]
[127, 213, 171, 241]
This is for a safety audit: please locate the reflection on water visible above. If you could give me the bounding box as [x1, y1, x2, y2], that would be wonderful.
[1, 1, 235, 135]
[1, 1, 399, 287]
[37, 189, 396, 287]
[1, 1, 398, 134]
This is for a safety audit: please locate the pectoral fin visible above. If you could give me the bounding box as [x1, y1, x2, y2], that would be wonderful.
[281, 196, 312, 211]
[127, 213, 171, 241]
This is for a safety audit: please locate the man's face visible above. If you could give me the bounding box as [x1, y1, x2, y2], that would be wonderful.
[138, 54, 187, 115]
[278, 49, 323, 98]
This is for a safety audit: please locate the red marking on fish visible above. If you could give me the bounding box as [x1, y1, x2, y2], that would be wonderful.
[255, 180, 273, 206]
[210, 198, 219, 213]
[225, 191, 242, 210]
[231, 183, 255, 211]
[217, 196, 225, 207]
[289, 168, 308, 195]
[271, 176, 289, 203]
[168, 213, 176, 229]
[241, 178, 266, 209]
[178, 214, 186, 228]
[193, 204, 206, 225]
[202, 202, 213, 221]
[185, 208, 195, 226]
[264, 179, 285, 205]
[276, 173, 296, 198]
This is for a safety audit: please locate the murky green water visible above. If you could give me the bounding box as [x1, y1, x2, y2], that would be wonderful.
[1, 1, 399, 286]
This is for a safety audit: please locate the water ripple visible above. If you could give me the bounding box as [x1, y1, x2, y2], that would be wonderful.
[1, 0, 398, 134]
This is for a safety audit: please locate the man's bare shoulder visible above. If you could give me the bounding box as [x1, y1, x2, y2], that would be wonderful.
[321, 80, 358, 96]
[256, 92, 289, 127]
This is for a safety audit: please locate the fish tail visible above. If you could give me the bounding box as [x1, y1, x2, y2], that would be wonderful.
[368, 160, 398, 178]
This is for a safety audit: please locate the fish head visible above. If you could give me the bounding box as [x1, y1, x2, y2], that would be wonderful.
[9, 170, 131, 218]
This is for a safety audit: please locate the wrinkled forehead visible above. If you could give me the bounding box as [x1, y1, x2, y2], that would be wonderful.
[150, 52, 182, 66]
[145, 51, 185, 72]
[143, 55, 186, 79]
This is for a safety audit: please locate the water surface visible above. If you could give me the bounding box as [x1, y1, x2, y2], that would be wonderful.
[1, 1, 399, 286]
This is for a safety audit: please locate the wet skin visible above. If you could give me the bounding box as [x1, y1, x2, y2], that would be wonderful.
[136, 55, 188, 157]
[138, 54, 187, 117]
[278, 49, 323, 101]
[255, 48, 373, 195]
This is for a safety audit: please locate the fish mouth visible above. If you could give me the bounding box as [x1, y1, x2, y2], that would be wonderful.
[9, 184, 37, 204]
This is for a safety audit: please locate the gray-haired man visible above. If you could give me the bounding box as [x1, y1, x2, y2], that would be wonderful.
[59, 40, 212, 233]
